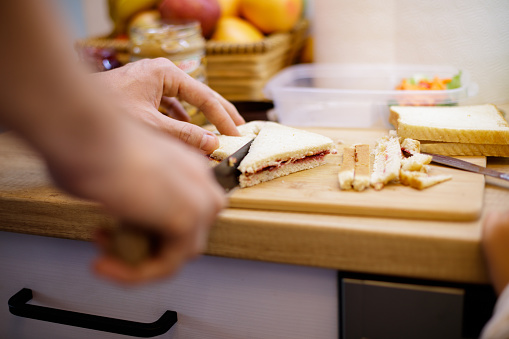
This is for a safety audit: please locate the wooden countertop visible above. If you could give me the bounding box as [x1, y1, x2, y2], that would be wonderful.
[1, 128, 508, 285]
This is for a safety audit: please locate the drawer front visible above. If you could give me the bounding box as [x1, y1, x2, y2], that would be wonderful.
[0, 231, 337, 339]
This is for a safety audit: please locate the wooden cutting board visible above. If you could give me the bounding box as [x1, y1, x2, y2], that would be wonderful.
[228, 128, 485, 221]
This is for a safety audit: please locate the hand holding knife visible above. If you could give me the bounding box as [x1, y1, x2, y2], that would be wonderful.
[109, 139, 254, 266]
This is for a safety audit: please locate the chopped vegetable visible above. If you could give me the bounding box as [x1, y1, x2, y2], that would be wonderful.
[396, 71, 461, 91]
[446, 71, 462, 90]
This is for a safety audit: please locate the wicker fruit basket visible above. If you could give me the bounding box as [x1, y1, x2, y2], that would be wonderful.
[75, 19, 308, 102]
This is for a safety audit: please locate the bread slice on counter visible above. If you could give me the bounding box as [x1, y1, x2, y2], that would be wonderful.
[238, 122, 335, 188]
[390, 104, 509, 145]
[420, 141, 509, 157]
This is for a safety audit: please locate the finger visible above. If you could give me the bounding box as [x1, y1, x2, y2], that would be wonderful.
[212, 91, 245, 126]
[160, 96, 190, 122]
[158, 63, 241, 136]
[156, 113, 219, 153]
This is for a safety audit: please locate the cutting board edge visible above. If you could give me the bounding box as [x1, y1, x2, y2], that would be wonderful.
[228, 199, 483, 222]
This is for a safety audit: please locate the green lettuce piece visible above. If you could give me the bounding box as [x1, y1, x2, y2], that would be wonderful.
[446, 71, 462, 89]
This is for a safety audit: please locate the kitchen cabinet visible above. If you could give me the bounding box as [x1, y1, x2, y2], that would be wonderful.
[0, 231, 337, 339]
[338, 273, 496, 339]
[1, 232, 496, 339]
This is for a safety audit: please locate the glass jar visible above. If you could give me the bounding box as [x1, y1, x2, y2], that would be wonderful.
[129, 20, 207, 125]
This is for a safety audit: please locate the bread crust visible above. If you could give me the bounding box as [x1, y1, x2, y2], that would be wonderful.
[420, 141, 509, 156]
[390, 104, 509, 144]
[353, 144, 370, 191]
[338, 146, 355, 190]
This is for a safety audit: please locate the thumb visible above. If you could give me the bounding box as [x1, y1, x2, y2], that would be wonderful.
[159, 116, 219, 154]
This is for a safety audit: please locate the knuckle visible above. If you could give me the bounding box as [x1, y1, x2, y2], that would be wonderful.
[177, 123, 196, 146]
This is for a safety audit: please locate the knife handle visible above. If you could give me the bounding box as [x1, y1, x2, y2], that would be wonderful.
[107, 222, 161, 266]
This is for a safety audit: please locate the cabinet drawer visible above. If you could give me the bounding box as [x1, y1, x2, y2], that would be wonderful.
[0, 231, 337, 339]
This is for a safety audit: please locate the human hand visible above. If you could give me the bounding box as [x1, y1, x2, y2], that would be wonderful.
[482, 211, 509, 295]
[48, 118, 226, 284]
[0, 0, 229, 285]
[93, 58, 245, 154]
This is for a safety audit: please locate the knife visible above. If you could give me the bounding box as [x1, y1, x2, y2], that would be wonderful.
[423, 152, 509, 182]
[109, 139, 254, 266]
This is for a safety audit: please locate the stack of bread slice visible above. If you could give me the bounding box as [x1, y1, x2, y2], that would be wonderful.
[389, 104, 509, 156]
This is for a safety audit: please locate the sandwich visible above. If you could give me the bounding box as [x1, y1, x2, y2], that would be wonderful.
[389, 104, 509, 156]
[209, 121, 335, 188]
[238, 122, 335, 188]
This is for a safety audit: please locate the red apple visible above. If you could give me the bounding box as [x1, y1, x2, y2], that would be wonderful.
[158, 0, 221, 38]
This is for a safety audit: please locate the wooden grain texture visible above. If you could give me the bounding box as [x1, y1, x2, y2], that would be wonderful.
[229, 128, 486, 221]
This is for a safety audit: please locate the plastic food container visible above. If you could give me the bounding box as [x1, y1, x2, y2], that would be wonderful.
[264, 64, 478, 128]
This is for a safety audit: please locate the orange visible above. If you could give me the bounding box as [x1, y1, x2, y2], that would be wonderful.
[239, 0, 303, 34]
[211, 17, 264, 43]
[217, 0, 241, 17]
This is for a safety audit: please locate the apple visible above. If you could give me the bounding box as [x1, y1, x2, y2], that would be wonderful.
[158, 0, 221, 38]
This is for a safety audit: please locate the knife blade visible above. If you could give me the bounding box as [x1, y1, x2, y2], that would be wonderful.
[109, 139, 254, 266]
[213, 139, 253, 191]
[423, 152, 509, 182]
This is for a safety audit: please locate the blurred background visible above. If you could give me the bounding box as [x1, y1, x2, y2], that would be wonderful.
[59, 0, 509, 125]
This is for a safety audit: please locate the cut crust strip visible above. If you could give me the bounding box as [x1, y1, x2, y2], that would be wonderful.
[338, 146, 355, 190]
[400, 170, 452, 190]
[371, 133, 402, 190]
[353, 144, 370, 191]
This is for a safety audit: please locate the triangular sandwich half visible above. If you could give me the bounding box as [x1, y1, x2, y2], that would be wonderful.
[238, 122, 334, 188]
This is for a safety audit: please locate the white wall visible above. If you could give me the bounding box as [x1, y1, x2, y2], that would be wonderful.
[313, 0, 509, 106]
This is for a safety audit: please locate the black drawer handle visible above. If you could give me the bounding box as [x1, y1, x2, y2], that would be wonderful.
[8, 288, 177, 337]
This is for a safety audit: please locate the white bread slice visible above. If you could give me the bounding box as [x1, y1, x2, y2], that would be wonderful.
[353, 144, 370, 191]
[238, 122, 334, 175]
[209, 135, 253, 161]
[237, 120, 267, 138]
[338, 146, 355, 190]
[209, 120, 267, 161]
[400, 170, 452, 190]
[390, 104, 509, 144]
[420, 141, 509, 157]
[371, 132, 402, 190]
